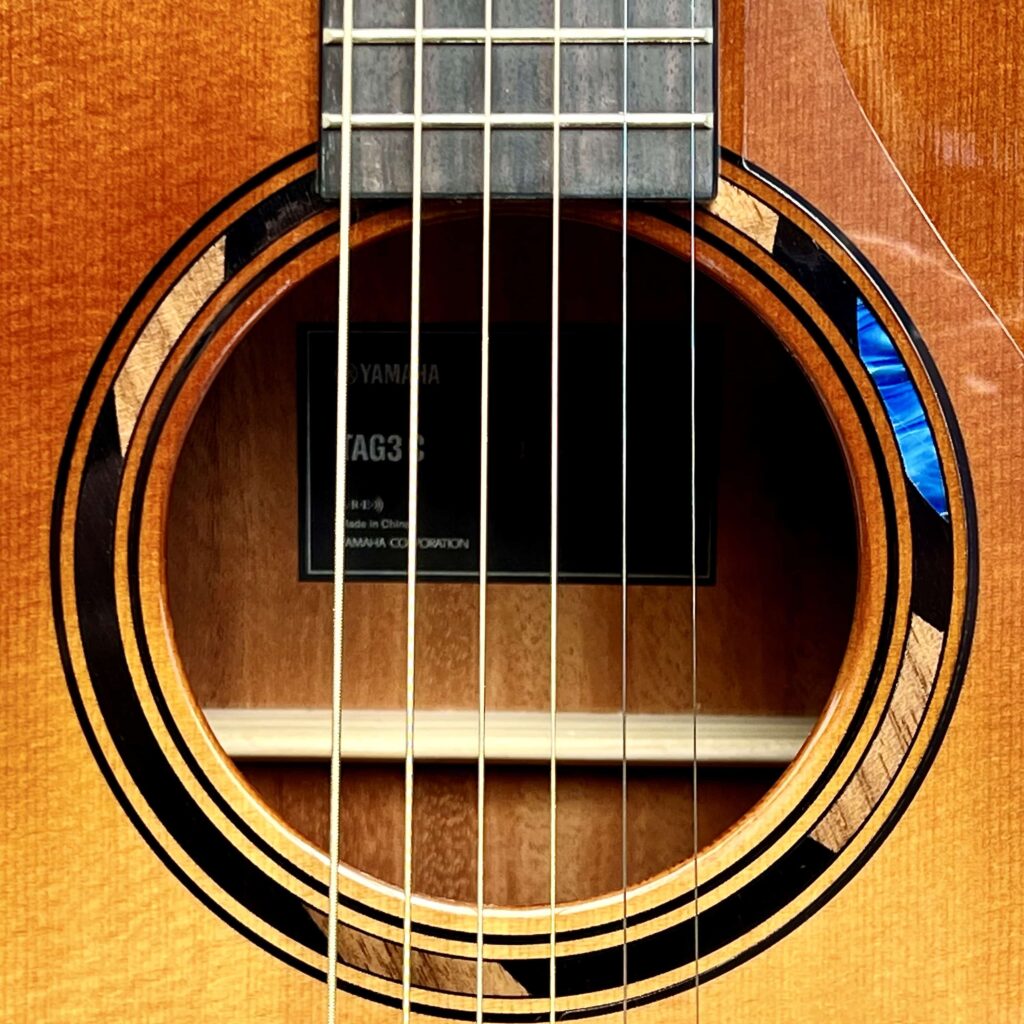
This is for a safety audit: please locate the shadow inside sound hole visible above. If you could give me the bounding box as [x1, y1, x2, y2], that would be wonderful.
[165, 211, 857, 909]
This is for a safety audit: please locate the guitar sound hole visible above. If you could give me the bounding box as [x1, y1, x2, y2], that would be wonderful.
[166, 210, 857, 906]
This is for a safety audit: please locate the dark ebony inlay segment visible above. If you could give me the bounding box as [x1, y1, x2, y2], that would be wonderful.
[500, 836, 836, 998]
[74, 399, 328, 957]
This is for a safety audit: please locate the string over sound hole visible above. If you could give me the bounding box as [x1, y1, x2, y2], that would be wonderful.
[166, 212, 856, 906]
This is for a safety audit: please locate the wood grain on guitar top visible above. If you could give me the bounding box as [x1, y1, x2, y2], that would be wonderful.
[2, 1, 1022, 1022]
[828, 0, 1024, 341]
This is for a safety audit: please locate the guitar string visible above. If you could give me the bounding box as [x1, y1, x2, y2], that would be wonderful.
[549, 4, 562, 1022]
[403, 2, 426, 1022]
[327, 0, 354, 1021]
[476, 1, 493, 1021]
[689, 0, 701, 1020]
[619, 2, 630, 1023]
[327, 15, 699, 1024]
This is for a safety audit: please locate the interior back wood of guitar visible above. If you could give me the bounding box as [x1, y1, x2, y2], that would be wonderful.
[165, 210, 857, 907]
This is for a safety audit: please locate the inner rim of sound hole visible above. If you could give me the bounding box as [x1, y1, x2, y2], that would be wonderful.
[164, 211, 859, 908]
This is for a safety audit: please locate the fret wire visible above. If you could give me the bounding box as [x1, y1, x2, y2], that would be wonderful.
[323, 112, 714, 130]
[318, 12, 720, 203]
[549, 3, 561, 1023]
[403, 2, 425, 1024]
[323, 27, 714, 45]
[476, 2, 493, 1023]
[326, 0, 355, 1022]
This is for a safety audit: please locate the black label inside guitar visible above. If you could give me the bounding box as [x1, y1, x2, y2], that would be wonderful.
[299, 325, 716, 583]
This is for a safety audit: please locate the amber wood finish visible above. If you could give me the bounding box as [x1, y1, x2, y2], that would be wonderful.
[243, 761, 783, 906]
[126, 188, 907, 966]
[828, 0, 1024, 343]
[166, 220, 854, 717]
[2, 2, 1022, 1023]
[164, 217, 856, 903]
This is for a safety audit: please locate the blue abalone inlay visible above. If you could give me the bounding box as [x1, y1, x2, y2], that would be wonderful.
[856, 297, 948, 519]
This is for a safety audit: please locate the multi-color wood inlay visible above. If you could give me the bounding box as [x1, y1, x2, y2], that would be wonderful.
[50, 144, 973, 1019]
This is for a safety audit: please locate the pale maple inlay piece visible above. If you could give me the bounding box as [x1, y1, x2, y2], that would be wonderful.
[113, 236, 227, 453]
[707, 178, 781, 251]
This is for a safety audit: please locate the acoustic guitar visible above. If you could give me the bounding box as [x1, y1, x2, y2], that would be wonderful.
[3, 0, 1022, 1021]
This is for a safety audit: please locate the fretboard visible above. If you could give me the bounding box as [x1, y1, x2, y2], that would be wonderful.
[317, 0, 717, 200]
